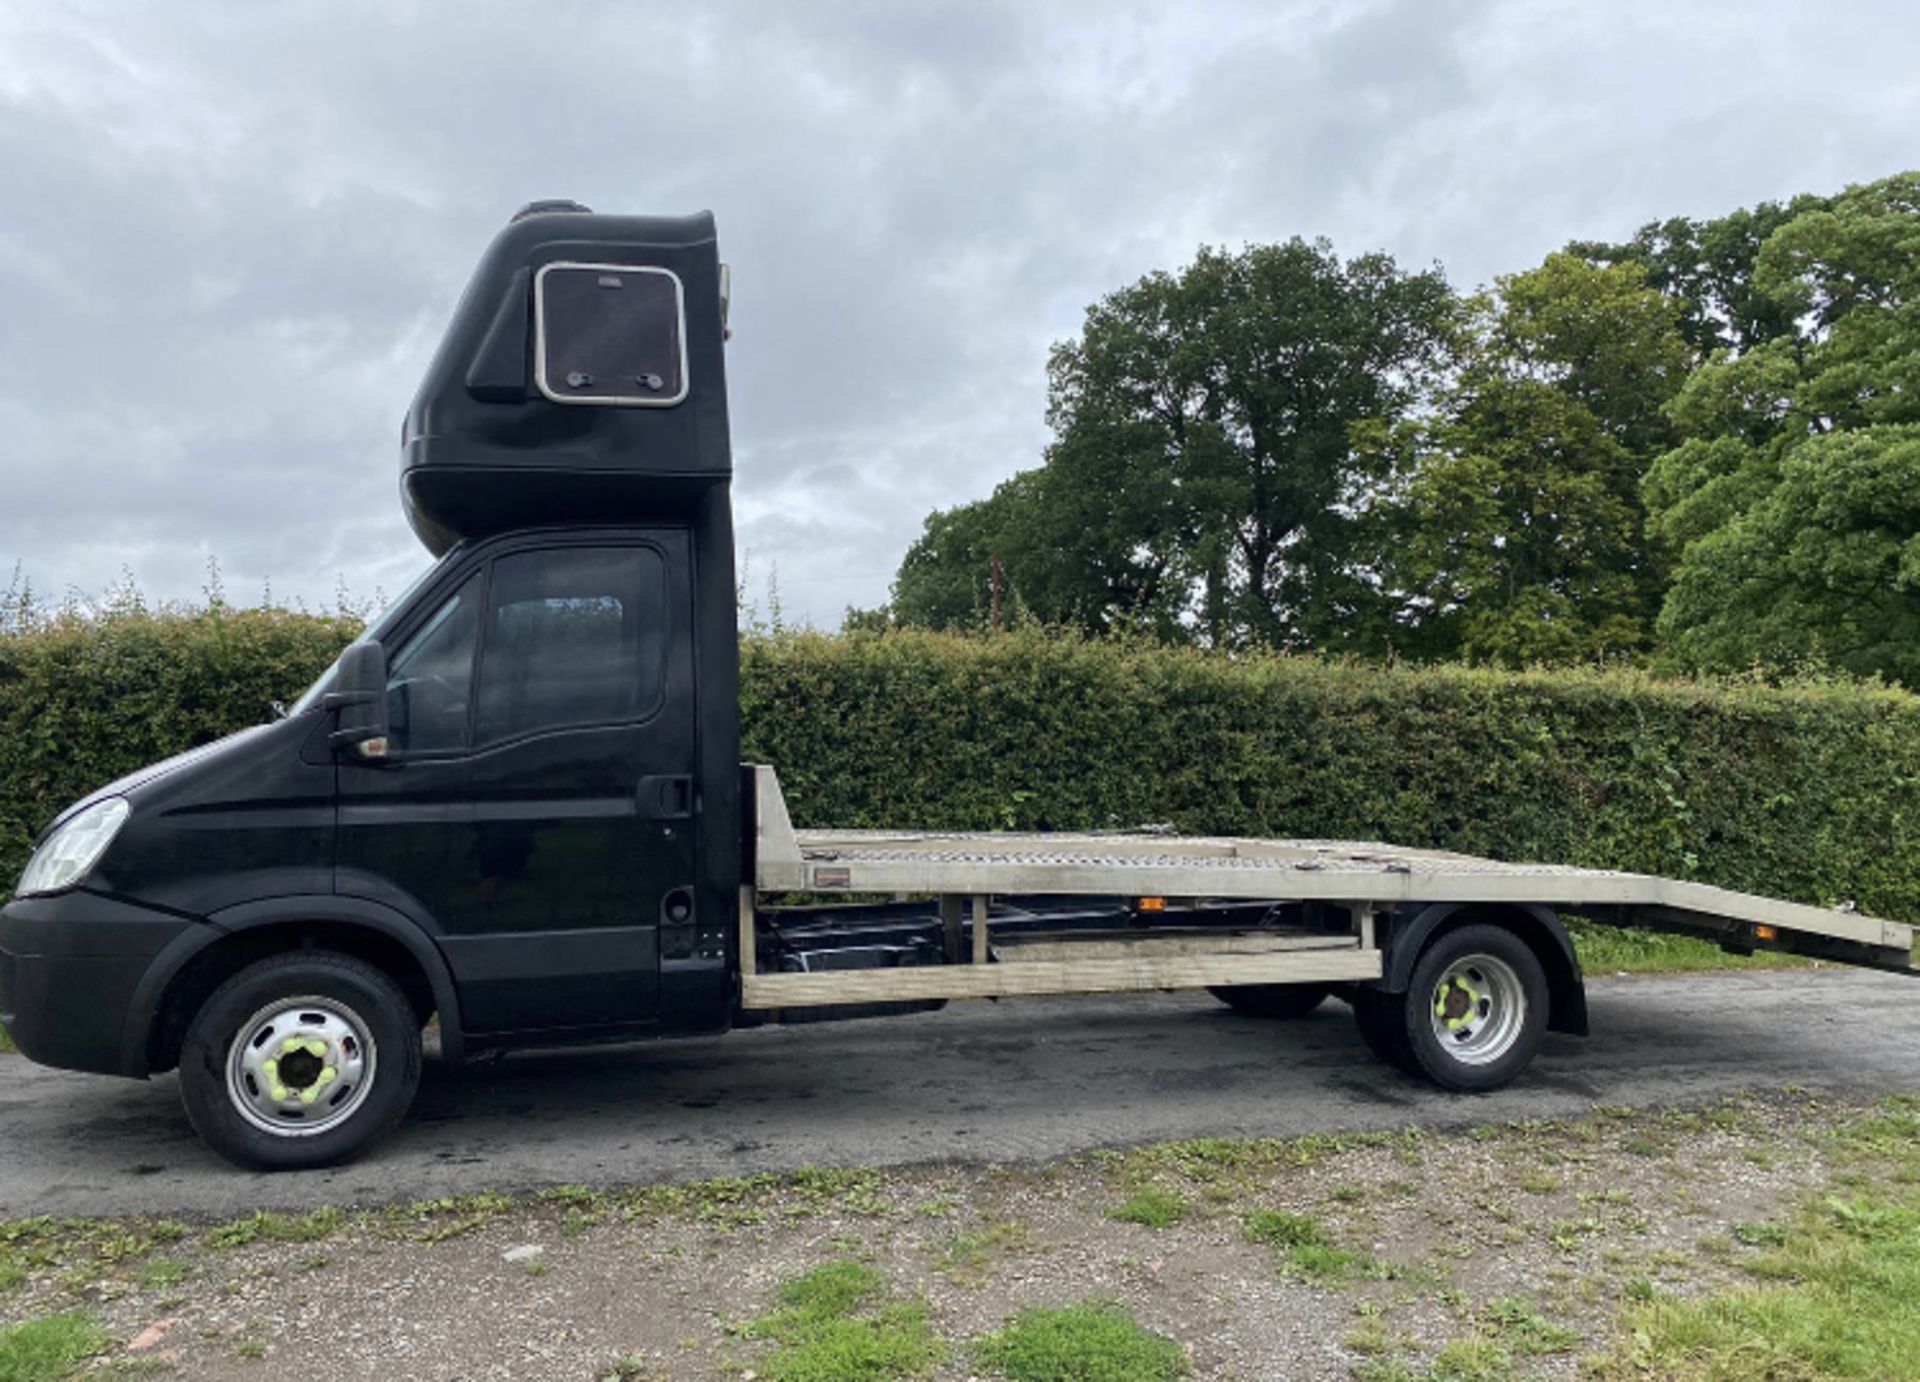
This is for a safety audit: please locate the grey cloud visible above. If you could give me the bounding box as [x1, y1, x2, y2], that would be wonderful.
[2, 0, 1917, 627]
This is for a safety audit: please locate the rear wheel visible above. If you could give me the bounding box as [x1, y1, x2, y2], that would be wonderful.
[1350, 986, 1417, 1073]
[1355, 924, 1548, 1092]
[1208, 983, 1331, 1020]
[178, 950, 422, 1170]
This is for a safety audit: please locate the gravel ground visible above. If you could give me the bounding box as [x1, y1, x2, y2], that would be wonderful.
[0, 1087, 1872, 1380]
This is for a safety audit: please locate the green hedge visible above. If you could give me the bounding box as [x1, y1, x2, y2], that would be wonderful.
[0, 609, 359, 887]
[744, 630, 1920, 924]
[4, 616, 1919, 928]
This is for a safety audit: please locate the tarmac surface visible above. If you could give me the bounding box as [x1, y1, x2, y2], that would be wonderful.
[2, 968, 1916, 1218]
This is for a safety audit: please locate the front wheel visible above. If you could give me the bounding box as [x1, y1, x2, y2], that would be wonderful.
[1357, 924, 1548, 1092]
[178, 950, 422, 1170]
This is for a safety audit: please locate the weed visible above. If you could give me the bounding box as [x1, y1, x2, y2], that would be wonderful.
[1351, 1361, 1419, 1382]
[1345, 1320, 1394, 1355]
[1430, 1336, 1513, 1381]
[975, 1301, 1186, 1382]
[1242, 1210, 1324, 1249]
[381, 1193, 514, 1243]
[740, 1261, 944, 1382]
[1733, 1220, 1788, 1248]
[207, 1207, 342, 1249]
[1243, 1210, 1381, 1284]
[1106, 1189, 1187, 1229]
[1479, 1298, 1576, 1355]
[933, 1222, 1028, 1283]
[1545, 1218, 1604, 1252]
[136, 1259, 191, 1289]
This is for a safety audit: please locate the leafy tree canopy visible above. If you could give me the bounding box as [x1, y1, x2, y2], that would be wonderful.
[1643, 172, 1920, 679]
[890, 239, 1456, 648]
[880, 171, 1920, 685]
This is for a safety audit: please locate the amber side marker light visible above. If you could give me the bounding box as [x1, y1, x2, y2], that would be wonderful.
[1137, 897, 1167, 912]
[1754, 924, 1778, 942]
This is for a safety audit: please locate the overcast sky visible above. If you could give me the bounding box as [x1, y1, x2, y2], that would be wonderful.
[2, 1, 1915, 628]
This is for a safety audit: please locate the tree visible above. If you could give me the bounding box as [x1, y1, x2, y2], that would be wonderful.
[1644, 172, 1920, 680]
[1385, 255, 1689, 665]
[1658, 427, 1920, 681]
[1571, 192, 1830, 358]
[890, 239, 1457, 649]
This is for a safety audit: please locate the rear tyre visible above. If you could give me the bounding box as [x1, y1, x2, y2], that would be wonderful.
[1351, 986, 1418, 1074]
[1208, 983, 1331, 1020]
[1402, 924, 1547, 1092]
[178, 950, 422, 1170]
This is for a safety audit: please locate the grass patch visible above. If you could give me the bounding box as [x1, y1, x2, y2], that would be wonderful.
[379, 1192, 514, 1243]
[1567, 919, 1809, 975]
[1242, 1210, 1380, 1284]
[0, 1028, 14, 1055]
[1106, 1189, 1187, 1229]
[135, 1258, 191, 1289]
[0, 1313, 109, 1382]
[207, 1207, 342, 1249]
[1606, 1109, 1920, 1378]
[741, 1260, 944, 1382]
[1479, 1298, 1576, 1356]
[620, 1166, 891, 1229]
[1429, 1336, 1513, 1381]
[976, 1301, 1187, 1382]
[0, 1217, 182, 1290]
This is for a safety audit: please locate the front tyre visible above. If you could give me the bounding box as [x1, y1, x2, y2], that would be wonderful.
[179, 951, 422, 1170]
[1401, 924, 1547, 1092]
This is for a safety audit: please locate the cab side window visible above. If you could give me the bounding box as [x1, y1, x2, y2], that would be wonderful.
[474, 547, 667, 745]
[384, 572, 481, 754]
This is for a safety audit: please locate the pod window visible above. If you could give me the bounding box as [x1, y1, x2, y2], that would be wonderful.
[534, 262, 688, 406]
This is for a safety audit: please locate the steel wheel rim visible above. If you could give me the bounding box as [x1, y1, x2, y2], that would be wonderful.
[225, 996, 377, 1138]
[1429, 953, 1525, 1066]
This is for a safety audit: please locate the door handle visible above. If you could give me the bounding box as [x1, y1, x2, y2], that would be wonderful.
[638, 774, 694, 820]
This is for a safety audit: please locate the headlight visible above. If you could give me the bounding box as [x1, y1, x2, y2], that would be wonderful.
[16, 798, 131, 898]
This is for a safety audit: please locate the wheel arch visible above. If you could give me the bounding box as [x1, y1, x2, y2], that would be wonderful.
[1377, 901, 1587, 1037]
[126, 895, 466, 1075]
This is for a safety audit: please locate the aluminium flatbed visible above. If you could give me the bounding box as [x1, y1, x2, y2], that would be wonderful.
[743, 766, 1918, 1014]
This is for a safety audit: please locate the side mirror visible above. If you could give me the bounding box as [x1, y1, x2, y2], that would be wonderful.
[323, 641, 392, 760]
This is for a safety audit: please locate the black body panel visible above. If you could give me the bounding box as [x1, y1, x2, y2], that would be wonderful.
[0, 892, 198, 1076]
[400, 208, 732, 556]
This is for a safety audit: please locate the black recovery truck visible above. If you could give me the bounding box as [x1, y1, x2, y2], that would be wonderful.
[3, 204, 1916, 1169]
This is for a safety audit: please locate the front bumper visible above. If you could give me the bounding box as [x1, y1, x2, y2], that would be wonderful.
[0, 891, 198, 1078]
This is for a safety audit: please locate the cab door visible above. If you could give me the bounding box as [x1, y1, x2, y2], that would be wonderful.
[336, 531, 696, 1035]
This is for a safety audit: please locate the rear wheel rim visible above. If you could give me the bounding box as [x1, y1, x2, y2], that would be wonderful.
[225, 996, 378, 1138]
[1428, 954, 1525, 1066]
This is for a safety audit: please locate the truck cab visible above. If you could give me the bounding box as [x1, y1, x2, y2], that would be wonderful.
[1, 205, 747, 1167]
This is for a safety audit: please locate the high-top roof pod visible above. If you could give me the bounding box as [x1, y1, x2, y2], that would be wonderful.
[400, 201, 732, 554]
